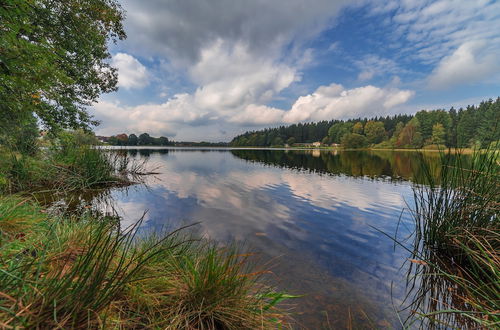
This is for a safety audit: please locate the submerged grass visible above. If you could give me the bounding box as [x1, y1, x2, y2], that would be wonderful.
[0, 196, 289, 329]
[405, 148, 499, 328]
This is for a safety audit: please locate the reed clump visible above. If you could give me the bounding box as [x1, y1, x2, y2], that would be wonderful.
[0, 196, 288, 329]
[0, 135, 145, 193]
[408, 148, 499, 328]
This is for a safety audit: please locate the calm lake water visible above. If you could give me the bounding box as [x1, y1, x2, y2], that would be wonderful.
[52, 148, 449, 328]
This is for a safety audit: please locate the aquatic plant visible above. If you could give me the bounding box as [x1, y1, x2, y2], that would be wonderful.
[405, 148, 499, 328]
[0, 145, 147, 193]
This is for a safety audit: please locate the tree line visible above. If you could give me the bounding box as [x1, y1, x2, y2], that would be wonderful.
[104, 133, 229, 147]
[230, 98, 500, 149]
[104, 133, 171, 146]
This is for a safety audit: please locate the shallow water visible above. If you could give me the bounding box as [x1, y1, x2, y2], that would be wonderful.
[57, 148, 449, 328]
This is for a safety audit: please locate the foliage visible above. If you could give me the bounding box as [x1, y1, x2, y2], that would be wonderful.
[0, 135, 145, 193]
[107, 133, 171, 146]
[352, 122, 364, 134]
[0, 197, 289, 328]
[396, 118, 423, 148]
[430, 123, 446, 145]
[341, 133, 368, 149]
[231, 97, 500, 149]
[405, 148, 500, 328]
[0, 0, 126, 133]
[0, 112, 39, 155]
[363, 121, 386, 144]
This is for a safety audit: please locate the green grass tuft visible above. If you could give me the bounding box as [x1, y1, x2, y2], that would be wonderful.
[0, 197, 289, 329]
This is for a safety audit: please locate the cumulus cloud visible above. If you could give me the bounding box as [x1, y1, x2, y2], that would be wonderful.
[190, 40, 298, 113]
[93, 82, 414, 138]
[120, 0, 351, 64]
[282, 83, 414, 122]
[111, 53, 150, 89]
[428, 40, 500, 89]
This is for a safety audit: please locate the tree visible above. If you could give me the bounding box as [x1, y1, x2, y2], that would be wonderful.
[0, 113, 40, 155]
[138, 133, 152, 145]
[115, 134, 128, 146]
[0, 0, 126, 133]
[390, 122, 405, 144]
[396, 119, 423, 148]
[352, 122, 364, 134]
[328, 122, 353, 144]
[341, 133, 368, 149]
[158, 136, 170, 146]
[431, 123, 446, 145]
[364, 121, 386, 144]
[286, 137, 296, 146]
[128, 134, 138, 146]
[272, 137, 284, 146]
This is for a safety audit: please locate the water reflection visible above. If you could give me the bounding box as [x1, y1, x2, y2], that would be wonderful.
[231, 149, 445, 184]
[44, 148, 464, 328]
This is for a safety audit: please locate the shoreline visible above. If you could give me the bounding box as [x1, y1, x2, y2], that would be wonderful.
[102, 145, 477, 154]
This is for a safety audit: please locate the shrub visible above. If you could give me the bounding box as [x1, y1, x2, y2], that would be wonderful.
[341, 133, 368, 149]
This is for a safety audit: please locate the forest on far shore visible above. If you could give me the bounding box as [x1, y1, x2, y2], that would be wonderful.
[230, 97, 500, 149]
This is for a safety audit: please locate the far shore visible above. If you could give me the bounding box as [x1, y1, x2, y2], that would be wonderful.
[100, 145, 481, 154]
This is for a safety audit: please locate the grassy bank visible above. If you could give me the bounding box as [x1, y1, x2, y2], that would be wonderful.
[0, 140, 145, 194]
[405, 149, 499, 328]
[0, 196, 288, 328]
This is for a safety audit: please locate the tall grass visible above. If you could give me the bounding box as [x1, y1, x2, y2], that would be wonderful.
[405, 148, 499, 328]
[0, 146, 146, 193]
[0, 197, 289, 328]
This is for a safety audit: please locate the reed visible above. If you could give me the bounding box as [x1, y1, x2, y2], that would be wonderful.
[0, 145, 146, 193]
[406, 148, 499, 328]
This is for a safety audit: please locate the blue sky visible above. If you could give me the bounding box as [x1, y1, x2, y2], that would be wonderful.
[90, 0, 500, 141]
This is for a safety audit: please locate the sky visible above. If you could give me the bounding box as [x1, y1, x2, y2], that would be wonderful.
[90, 0, 500, 141]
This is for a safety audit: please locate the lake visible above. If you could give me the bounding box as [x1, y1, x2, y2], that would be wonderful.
[51, 148, 447, 328]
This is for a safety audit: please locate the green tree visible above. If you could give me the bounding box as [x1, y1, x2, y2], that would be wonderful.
[352, 122, 364, 134]
[158, 136, 169, 146]
[128, 134, 138, 146]
[328, 122, 353, 144]
[0, 113, 40, 155]
[0, 0, 126, 133]
[286, 137, 296, 146]
[272, 137, 284, 146]
[341, 133, 368, 149]
[390, 121, 405, 145]
[431, 123, 446, 145]
[138, 133, 152, 145]
[364, 121, 386, 144]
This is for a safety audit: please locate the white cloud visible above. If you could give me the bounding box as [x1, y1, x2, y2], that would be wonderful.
[229, 104, 286, 125]
[355, 55, 403, 82]
[190, 40, 298, 113]
[111, 53, 150, 89]
[428, 40, 500, 89]
[366, 0, 500, 88]
[358, 71, 375, 81]
[92, 82, 414, 139]
[282, 84, 414, 122]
